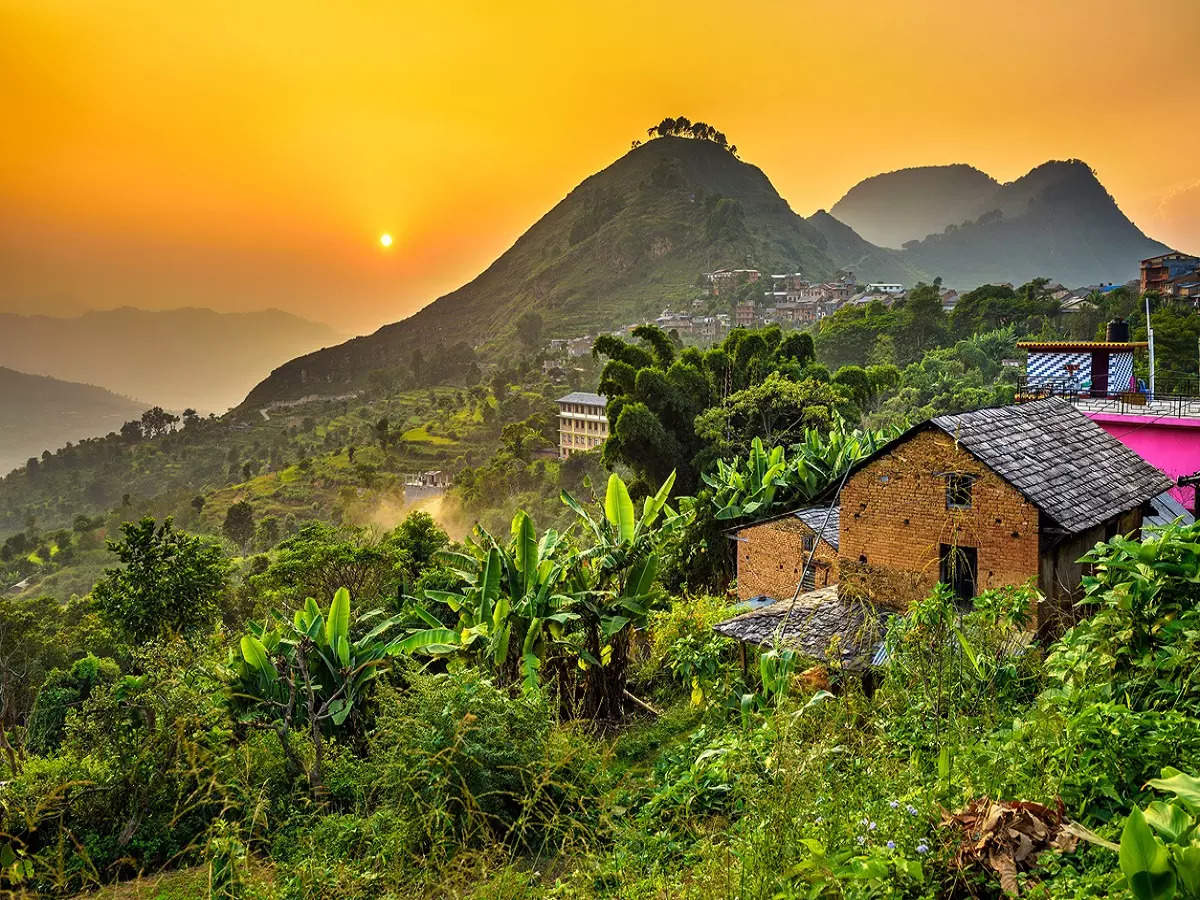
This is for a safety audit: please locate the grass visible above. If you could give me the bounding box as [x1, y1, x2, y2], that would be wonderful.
[401, 424, 457, 446]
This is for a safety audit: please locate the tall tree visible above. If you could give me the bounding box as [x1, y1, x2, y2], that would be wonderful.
[516, 311, 544, 352]
[223, 501, 256, 551]
[92, 517, 228, 644]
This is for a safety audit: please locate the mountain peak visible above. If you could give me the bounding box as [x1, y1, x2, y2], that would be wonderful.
[240, 138, 838, 408]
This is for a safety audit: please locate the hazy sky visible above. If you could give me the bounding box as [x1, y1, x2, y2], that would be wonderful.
[3, 0, 1198, 334]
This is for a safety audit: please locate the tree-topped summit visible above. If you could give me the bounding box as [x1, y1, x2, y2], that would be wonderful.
[635, 116, 736, 155]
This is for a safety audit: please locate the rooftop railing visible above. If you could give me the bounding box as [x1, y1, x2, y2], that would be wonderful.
[1016, 375, 1200, 419]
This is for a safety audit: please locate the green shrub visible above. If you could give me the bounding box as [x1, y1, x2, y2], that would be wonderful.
[25, 654, 120, 755]
[640, 594, 740, 704]
[367, 671, 556, 849]
[1046, 520, 1200, 712]
[877, 582, 1042, 748]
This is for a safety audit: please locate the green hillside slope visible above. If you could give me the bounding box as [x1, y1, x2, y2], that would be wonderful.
[804, 210, 930, 284]
[241, 137, 840, 408]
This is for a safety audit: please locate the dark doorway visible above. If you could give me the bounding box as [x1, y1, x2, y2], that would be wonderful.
[1090, 351, 1109, 396]
[940, 544, 978, 602]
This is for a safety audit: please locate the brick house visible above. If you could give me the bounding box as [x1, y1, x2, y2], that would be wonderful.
[730, 507, 840, 604]
[716, 399, 1173, 662]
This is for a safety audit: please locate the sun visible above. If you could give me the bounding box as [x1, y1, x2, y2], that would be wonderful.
[378, 232, 393, 249]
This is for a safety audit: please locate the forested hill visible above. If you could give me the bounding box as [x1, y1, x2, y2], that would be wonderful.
[0, 367, 145, 476]
[828, 159, 1172, 287]
[0, 307, 341, 414]
[240, 136, 841, 408]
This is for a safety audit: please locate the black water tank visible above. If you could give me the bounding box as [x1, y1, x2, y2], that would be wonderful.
[1106, 318, 1130, 343]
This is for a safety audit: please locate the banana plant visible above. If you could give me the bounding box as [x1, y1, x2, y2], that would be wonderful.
[704, 423, 902, 523]
[398, 510, 577, 692]
[230, 587, 409, 790]
[560, 471, 689, 718]
[703, 436, 794, 520]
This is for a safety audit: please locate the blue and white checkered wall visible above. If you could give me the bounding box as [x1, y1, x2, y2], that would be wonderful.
[1108, 353, 1135, 393]
[1027, 352, 1090, 386]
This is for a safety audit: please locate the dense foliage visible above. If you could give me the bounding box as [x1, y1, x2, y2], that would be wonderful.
[1, 274, 1198, 897]
[1, 465, 1197, 899]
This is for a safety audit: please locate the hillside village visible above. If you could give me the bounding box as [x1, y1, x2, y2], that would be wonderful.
[3, 128, 1200, 898]
[544, 252, 1200, 380]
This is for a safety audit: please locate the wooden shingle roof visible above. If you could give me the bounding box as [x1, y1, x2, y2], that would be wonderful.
[930, 399, 1173, 534]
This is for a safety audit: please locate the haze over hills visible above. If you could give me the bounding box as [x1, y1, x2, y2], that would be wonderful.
[830, 159, 1172, 286]
[242, 142, 1176, 409]
[242, 136, 842, 407]
[829, 164, 1001, 249]
[0, 367, 146, 476]
[0, 307, 342, 413]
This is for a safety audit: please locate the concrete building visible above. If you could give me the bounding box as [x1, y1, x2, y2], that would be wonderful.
[557, 391, 608, 458]
[716, 400, 1173, 662]
[1018, 339, 1146, 397]
[1017, 336, 1200, 514]
[1141, 253, 1200, 296]
[707, 267, 760, 296]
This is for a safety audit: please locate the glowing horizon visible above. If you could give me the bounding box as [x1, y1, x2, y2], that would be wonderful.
[2, 0, 1198, 334]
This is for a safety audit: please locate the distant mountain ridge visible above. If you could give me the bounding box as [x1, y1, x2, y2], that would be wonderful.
[241, 143, 1176, 408]
[0, 307, 341, 413]
[829, 164, 1000, 249]
[828, 159, 1171, 286]
[0, 367, 145, 476]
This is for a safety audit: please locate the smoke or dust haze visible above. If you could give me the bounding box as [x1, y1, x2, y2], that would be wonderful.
[364, 492, 474, 543]
[2, 0, 1197, 336]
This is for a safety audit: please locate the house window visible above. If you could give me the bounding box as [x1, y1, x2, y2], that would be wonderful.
[946, 474, 974, 510]
[802, 533, 815, 552]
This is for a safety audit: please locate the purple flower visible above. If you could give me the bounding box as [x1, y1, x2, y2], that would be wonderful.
[857, 835, 866, 845]
[916, 844, 929, 855]
[889, 800, 899, 809]
[868, 821, 877, 831]
[886, 840, 896, 849]
[907, 804, 918, 816]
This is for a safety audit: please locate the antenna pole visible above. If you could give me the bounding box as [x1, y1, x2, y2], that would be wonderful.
[1146, 295, 1156, 400]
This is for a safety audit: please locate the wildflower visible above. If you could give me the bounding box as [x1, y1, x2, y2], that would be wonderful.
[869, 821, 877, 831]
[857, 835, 866, 846]
[906, 804, 918, 816]
[860, 817, 869, 826]
[886, 841, 895, 849]
[889, 800, 899, 809]
[916, 844, 929, 855]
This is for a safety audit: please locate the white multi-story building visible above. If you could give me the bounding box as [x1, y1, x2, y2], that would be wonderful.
[557, 391, 609, 458]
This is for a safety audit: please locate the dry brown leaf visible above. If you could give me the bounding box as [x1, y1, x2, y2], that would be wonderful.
[941, 796, 1079, 896]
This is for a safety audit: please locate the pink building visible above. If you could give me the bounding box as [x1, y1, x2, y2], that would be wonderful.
[1088, 413, 1199, 513]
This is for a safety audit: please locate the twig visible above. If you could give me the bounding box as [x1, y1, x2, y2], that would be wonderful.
[622, 689, 661, 717]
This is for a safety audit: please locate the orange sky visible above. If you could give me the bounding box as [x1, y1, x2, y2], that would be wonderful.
[2, 0, 1198, 334]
